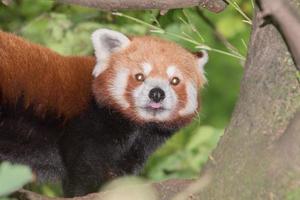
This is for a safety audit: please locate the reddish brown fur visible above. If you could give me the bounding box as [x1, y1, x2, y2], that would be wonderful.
[0, 31, 203, 126]
[0, 31, 96, 119]
[93, 36, 205, 126]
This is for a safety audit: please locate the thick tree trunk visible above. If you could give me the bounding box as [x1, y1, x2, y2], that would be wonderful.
[193, 3, 300, 200]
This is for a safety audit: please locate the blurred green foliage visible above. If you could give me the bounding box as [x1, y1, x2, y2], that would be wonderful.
[0, 0, 252, 196]
[0, 162, 32, 197]
[285, 188, 300, 200]
[143, 126, 223, 180]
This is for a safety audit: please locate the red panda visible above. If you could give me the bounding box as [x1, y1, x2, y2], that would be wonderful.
[0, 29, 208, 197]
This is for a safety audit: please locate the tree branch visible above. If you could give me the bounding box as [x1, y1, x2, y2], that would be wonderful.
[196, 8, 245, 63]
[12, 180, 193, 200]
[1, 0, 12, 5]
[256, 0, 300, 70]
[56, 0, 227, 13]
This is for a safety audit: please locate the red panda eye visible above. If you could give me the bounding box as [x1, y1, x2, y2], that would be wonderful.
[170, 77, 180, 86]
[135, 73, 145, 82]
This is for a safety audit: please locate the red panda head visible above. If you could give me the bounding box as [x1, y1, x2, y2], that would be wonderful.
[91, 29, 208, 127]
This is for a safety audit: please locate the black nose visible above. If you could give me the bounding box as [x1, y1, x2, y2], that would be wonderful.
[149, 87, 166, 103]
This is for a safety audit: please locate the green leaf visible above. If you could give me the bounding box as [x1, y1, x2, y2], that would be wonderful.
[144, 126, 223, 180]
[216, 15, 246, 38]
[0, 162, 33, 197]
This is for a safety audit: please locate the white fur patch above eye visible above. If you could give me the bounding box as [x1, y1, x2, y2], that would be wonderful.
[167, 66, 183, 80]
[109, 68, 130, 109]
[91, 29, 130, 77]
[167, 66, 176, 77]
[142, 62, 152, 76]
[179, 82, 198, 116]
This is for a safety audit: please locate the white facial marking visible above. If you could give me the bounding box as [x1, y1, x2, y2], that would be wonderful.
[109, 68, 130, 109]
[167, 66, 176, 77]
[142, 62, 152, 76]
[91, 29, 130, 77]
[133, 78, 178, 121]
[179, 81, 198, 116]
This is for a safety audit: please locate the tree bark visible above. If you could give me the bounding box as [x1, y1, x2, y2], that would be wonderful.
[56, 0, 227, 13]
[256, 0, 300, 70]
[192, 1, 300, 199]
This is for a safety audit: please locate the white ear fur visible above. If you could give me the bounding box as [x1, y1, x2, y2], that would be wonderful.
[91, 29, 130, 77]
[197, 50, 208, 82]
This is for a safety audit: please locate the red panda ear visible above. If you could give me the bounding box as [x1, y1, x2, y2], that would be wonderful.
[91, 29, 130, 77]
[195, 50, 208, 82]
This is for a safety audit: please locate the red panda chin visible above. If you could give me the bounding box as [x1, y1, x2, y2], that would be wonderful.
[92, 96, 196, 130]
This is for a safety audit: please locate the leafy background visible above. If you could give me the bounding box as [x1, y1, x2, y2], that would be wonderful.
[0, 0, 252, 197]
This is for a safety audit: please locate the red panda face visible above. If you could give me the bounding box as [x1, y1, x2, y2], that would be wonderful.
[92, 29, 208, 127]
